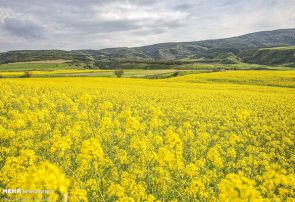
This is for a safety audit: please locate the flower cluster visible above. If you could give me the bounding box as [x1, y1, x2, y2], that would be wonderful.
[0, 74, 294, 201]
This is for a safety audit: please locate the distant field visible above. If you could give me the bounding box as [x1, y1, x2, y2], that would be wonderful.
[0, 60, 293, 80]
[0, 69, 108, 77]
[170, 70, 295, 88]
[260, 46, 295, 50]
[11, 59, 71, 64]
[0, 62, 76, 71]
[1, 60, 293, 73]
[177, 62, 293, 70]
[0, 69, 192, 78]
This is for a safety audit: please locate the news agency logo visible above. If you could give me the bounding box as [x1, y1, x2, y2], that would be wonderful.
[2, 188, 54, 194]
[2, 189, 21, 194]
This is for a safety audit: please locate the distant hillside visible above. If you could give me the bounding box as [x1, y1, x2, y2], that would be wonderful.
[0, 28, 295, 67]
[0, 50, 91, 64]
[241, 46, 295, 67]
[103, 28, 295, 61]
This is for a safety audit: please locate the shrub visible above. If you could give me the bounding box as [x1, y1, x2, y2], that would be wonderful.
[23, 71, 32, 78]
[114, 69, 124, 78]
[211, 68, 226, 72]
[172, 71, 180, 77]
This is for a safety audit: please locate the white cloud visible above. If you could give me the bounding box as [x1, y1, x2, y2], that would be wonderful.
[95, 3, 188, 21]
[0, 0, 294, 51]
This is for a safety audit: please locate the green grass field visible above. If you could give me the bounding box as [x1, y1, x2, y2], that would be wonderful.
[177, 62, 294, 70]
[260, 46, 295, 51]
[0, 69, 197, 78]
[0, 63, 76, 71]
[0, 60, 293, 79]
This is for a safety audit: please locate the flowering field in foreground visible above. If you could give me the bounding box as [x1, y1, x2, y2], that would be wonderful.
[0, 71, 295, 201]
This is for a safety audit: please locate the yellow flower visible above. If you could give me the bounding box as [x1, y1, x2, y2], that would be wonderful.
[218, 173, 262, 201]
[207, 146, 223, 168]
[69, 188, 88, 202]
[0, 71, 294, 201]
[184, 163, 199, 178]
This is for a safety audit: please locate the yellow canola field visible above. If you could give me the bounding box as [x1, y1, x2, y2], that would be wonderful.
[0, 69, 111, 76]
[169, 70, 295, 88]
[0, 71, 295, 201]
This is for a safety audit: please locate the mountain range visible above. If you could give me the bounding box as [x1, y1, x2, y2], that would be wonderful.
[1, 28, 295, 67]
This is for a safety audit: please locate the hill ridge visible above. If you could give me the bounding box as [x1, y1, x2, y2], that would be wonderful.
[1, 28, 295, 67]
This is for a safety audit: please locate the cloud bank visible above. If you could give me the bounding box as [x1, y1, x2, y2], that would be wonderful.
[0, 0, 294, 51]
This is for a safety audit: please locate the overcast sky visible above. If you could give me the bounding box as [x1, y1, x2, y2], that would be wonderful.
[0, 0, 294, 51]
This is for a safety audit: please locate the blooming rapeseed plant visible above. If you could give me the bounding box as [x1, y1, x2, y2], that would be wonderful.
[0, 71, 294, 201]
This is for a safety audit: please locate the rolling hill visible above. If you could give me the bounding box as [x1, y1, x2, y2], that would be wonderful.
[0, 28, 294, 67]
